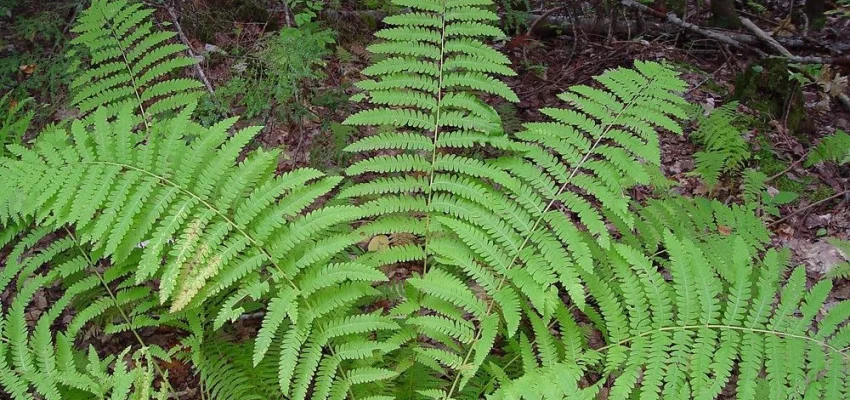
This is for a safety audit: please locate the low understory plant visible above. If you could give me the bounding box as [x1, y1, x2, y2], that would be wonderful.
[0, 0, 848, 399]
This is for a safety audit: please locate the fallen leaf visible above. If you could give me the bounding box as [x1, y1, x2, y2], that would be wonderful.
[19, 64, 36, 74]
[717, 225, 732, 235]
[390, 232, 417, 246]
[368, 235, 390, 252]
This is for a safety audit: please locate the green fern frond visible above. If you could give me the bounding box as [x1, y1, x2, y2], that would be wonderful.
[0, 226, 172, 399]
[806, 129, 850, 166]
[348, 4, 692, 389]
[69, 0, 203, 124]
[0, 105, 398, 398]
[689, 102, 750, 187]
[491, 233, 850, 400]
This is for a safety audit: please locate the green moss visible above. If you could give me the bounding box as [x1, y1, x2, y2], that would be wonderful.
[752, 134, 834, 202]
[701, 79, 728, 97]
[734, 58, 813, 139]
[669, 61, 705, 74]
[809, 185, 835, 203]
[775, 175, 807, 193]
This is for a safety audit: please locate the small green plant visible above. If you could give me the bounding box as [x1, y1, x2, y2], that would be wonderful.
[806, 129, 850, 166]
[218, 25, 334, 122]
[742, 168, 799, 217]
[287, 0, 326, 26]
[499, 0, 531, 34]
[0, 93, 33, 156]
[689, 102, 751, 187]
[824, 238, 850, 280]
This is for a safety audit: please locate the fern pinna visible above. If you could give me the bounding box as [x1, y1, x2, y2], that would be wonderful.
[69, 0, 203, 125]
[690, 102, 750, 187]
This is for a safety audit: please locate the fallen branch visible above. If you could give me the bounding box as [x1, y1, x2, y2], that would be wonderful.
[322, 9, 641, 36]
[770, 188, 850, 227]
[739, 17, 793, 57]
[724, 30, 808, 49]
[737, 16, 850, 111]
[166, 7, 216, 96]
[527, 6, 565, 35]
[323, 7, 820, 55]
[620, 0, 766, 56]
[781, 55, 850, 67]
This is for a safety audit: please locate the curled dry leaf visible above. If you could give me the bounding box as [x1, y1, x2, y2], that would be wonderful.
[367, 235, 390, 252]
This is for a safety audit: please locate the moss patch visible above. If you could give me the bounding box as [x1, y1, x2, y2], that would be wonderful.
[808, 185, 835, 203]
[734, 58, 813, 140]
[752, 134, 833, 201]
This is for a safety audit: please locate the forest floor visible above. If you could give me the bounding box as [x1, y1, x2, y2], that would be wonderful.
[1, 0, 850, 396]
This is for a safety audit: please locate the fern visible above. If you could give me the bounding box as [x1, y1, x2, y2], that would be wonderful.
[186, 337, 281, 399]
[0, 93, 33, 158]
[68, 0, 203, 125]
[491, 234, 850, 400]
[0, 225, 172, 399]
[0, 105, 396, 399]
[741, 168, 799, 218]
[689, 102, 750, 187]
[344, 0, 690, 394]
[806, 129, 850, 166]
[824, 238, 850, 281]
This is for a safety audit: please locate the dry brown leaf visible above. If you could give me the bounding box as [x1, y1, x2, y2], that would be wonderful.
[368, 235, 391, 252]
[19, 64, 36, 74]
[390, 232, 417, 246]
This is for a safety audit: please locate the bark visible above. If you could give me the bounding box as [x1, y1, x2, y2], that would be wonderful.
[710, 0, 741, 28]
[805, 0, 827, 29]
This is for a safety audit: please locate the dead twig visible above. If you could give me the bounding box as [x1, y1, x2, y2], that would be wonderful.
[686, 62, 728, 94]
[281, 0, 294, 27]
[620, 0, 766, 56]
[780, 55, 850, 66]
[770, 189, 850, 227]
[766, 151, 810, 182]
[739, 17, 793, 57]
[166, 7, 216, 96]
[527, 6, 565, 35]
[737, 16, 850, 112]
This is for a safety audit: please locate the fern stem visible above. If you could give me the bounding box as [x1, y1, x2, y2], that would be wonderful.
[444, 76, 658, 400]
[421, 0, 449, 277]
[595, 324, 849, 359]
[63, 227, 176, 394]
[77, 161, 359, 399]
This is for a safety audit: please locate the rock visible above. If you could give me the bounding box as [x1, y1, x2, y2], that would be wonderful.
[787, 238, 848, 276]
[804, 213, 832, 229]
[668, 158, 694, 175]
